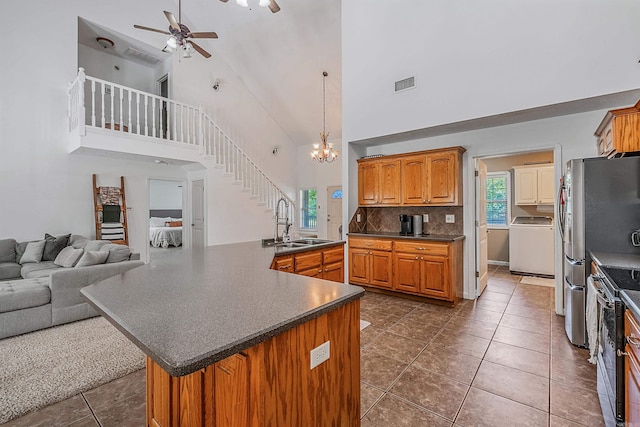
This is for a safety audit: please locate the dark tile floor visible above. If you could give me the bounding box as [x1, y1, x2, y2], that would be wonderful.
[3, 265, 603, 426]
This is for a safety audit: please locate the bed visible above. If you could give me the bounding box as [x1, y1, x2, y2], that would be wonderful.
[149, 209, 183, 248]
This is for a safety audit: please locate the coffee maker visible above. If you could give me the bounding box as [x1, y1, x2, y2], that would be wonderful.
[400, 214, 413, 235]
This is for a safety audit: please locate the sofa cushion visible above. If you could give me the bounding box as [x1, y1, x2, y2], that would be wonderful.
[69, 235, 89, 249]
[19, 240, 46, 264]
[84, 240, 110, 252]
[42, 233, 71, 261]
[54, 247, 84, 268]
[21, 261, 59, 279]
[0, 239, 17, 263]
[0, 262, 21, 280]
[100, 244, 131, 263]
[76, 250, 108, 267]
[0, 277, 51, 313]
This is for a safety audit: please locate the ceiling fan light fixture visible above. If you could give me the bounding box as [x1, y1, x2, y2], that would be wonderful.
[236, 0, 249, 7]
[259, 0, 271, 6]
[166, 36, 178, 49]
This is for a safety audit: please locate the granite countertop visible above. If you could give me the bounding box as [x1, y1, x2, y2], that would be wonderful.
[272, 240, 345, 256]
[590, 251, 640, 269]
[621, 290, 640, 319]
[348, 231, 465, 242]
[81, 241, 363, 377]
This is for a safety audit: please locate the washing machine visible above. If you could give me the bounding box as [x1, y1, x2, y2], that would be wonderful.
[509, 216, 555, 276]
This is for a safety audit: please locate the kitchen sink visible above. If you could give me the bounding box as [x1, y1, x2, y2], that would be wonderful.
[274, 242, 309, 248]
[291, 239, 333, 245]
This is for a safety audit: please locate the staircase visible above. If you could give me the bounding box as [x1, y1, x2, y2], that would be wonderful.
[68, 67, 295, 226]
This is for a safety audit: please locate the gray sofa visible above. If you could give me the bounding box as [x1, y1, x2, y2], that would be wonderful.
[0, 234, 143, 339]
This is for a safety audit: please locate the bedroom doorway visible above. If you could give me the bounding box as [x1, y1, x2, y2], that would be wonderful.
[149, 178, 185, 263]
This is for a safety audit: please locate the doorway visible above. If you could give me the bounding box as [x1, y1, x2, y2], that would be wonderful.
[192, 179, 205, 248]
[157, 74, 169, 139]
[148, 178, 185, 263]
[327, 186, 342, 240]
[474, 149, 556, 299]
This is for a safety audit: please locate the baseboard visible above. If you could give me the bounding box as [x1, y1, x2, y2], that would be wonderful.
[488, 260, 509, 266]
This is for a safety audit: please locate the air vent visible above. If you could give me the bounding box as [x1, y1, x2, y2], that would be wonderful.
[394, 76, 416, 92]
[124, 47, 161, 65]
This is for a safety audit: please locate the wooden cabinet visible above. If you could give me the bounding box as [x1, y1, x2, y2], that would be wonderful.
[358, 158, 401, 205]
[596, 100, 640, 158]
[271, 244, 345, 283]
[348, 237, 393, 289]
[348, 236, 463, 304]
[513, 165, 554, 205]
[626, 310, 640, 424]
[358, 146, 465, 207]
[393, 241, 451, 300]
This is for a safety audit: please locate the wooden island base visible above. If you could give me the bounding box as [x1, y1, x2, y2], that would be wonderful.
[146, 300, 360, 427]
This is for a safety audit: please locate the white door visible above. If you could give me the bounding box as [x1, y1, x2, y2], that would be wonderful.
[327, 186, 342, 240]
[476, 160, 489, 296]
[192, 179, 205, 248]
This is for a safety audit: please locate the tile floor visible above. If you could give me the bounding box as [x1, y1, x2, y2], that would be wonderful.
[3, 265, 604, 426]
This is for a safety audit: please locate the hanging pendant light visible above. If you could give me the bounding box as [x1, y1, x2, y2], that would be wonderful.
[311, 71, 338, 163]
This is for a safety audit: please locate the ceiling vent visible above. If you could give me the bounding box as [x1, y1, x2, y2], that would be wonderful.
[124, 47, 161, 65]
[394, 76, 416, 92]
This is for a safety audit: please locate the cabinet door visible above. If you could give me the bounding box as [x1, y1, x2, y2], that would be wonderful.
[537, 166, 555, 204]
[323, 261, 344, 283]
[370, 250, 393, 288]
[378, 159, 402, 205]
[420, 255, 450, 300]
[349, 248, 370, 284]
[393, 253, 421, 293]
[627, 345, 640, 425]
[358, 161, 379, 205]
[295, 250, 322, 272]
[272, 256, 294, 273]
[426, 152, 456, 204]
[514, 168, 537, 205]
[215, 354, 249, 427]
[401, 155, 427, 205]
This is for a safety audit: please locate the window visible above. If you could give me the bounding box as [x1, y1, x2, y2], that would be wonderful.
[300, 188, 317, 230]
[486, 172, 510, 227]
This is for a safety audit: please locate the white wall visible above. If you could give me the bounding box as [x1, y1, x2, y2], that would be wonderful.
[342, 0, 640, 142]
[149, 179, 183, 210]
[295, 140, 342, 239]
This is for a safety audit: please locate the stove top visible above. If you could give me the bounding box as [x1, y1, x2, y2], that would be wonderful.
[601, 266, 640, 292]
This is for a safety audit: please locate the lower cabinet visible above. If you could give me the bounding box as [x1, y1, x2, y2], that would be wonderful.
[271, 244, 345, 283]
[626, 310, 640, 424]
[349, 236, 462, 303]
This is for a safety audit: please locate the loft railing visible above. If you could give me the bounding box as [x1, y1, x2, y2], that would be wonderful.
[68, 67, 295, 223]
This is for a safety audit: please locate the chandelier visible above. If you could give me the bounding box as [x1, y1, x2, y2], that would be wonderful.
[311, 71, 338, 163]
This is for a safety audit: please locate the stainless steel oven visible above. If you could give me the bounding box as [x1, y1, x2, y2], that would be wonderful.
[591, 269, 624, 427]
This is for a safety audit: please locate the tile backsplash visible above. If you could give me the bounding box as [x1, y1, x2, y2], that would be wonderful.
[348, 206, 464, 235]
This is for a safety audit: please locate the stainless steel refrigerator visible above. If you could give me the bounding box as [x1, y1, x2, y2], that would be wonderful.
[560, 156, 640, 347]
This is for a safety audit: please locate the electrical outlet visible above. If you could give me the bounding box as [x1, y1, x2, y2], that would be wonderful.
[445, 214, 455, 223]
[423, 214, 429, 223]
[356, 214, 362, 222]
[310, 341, 330, 369]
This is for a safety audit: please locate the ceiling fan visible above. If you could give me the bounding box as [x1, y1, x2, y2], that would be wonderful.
[134, 0, 218, 58]
[219, 0, 281, 14]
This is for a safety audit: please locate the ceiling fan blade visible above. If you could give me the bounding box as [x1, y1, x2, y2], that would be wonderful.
[190, 41, 212, 58]
[134, 24, 171, 35]
[219, 0, 229, 2]
[268, 0, 281, 13]
[188, 32, 219, 39]
[164, 11, 181, 31]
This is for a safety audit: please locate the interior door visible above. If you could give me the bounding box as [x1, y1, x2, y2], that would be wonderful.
[476, 160, 489, 296]
[192, 179, 205, 248]
[326, 186, 342, 240]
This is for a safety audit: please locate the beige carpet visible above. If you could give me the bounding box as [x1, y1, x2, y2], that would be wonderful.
[519, 276, 555, 287]
[0, 316, 145, 423]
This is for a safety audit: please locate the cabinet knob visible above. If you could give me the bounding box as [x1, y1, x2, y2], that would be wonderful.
[318, 269, 323, 273]
[421, 257, 424, 260]
[417, 247, 425, 250]
[415, 256, 419, 260]
[325, 268, 329, 272]
[279, 265, 291, 270]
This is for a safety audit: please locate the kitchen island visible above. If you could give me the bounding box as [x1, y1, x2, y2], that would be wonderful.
[81, 241, 364, 427]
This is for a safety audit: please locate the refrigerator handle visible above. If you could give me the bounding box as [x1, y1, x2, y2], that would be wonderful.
[557, 180, 565, 240]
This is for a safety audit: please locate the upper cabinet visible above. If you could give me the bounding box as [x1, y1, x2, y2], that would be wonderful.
[595, 100, 640, 158]
[358, 147, 465, 207]
[513, 165, 554, 205]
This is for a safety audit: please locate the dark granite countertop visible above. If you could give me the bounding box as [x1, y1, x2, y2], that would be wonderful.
[81, 241, 363, 377]
[347, 232, 465, 242]
[590, 251, 640, 270]
[621, 290, 640, 319]
[272, 240, 345, 256]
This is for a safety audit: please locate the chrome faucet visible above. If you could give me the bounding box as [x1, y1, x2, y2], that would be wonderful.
[275, 197, 292, 242]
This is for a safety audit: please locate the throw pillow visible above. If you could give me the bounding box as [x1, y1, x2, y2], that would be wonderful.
[54, 247, 84, 268]
[42, 233, 71, 261]
[75, 250, 109, 267]
[99, 244, 131, 263]
[84, 240, 110, 252]
[0, 239, 17, 263]
[19, 240, 46, 264]
[165, 221, 182, 227]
